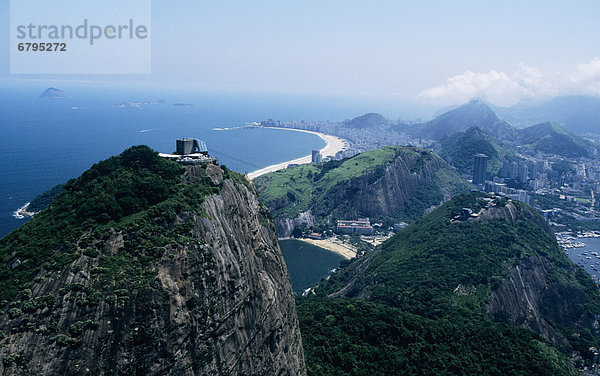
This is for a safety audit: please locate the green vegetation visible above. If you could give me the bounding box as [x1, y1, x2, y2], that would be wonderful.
[519, 122, 596, 158]
[297, 297, 577, 376]
[440, 126, 516, 176]
[255, 146, 401, 217]
[318, 194, 579, 316]
[552, 160, 577, 176]
[68, 320, 100, 337]
[27, 184, 64, 213]
[51, 334, 80, 347]
[255, 146, 471, 228]
[0, 146, 179, 302]
[0, 145, 259, 361]
[0, 145, 243, 306]
[298, 193, 600, 374]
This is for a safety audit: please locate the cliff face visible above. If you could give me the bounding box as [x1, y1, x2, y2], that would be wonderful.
[0, 148, 305, 376]
[317, 151, 450, 220]
[487, 255, 599, 351]
[256, 147, 470, 237]
[477, 202, 599, 349]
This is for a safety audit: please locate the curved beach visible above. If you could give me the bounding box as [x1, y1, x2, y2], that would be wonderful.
[298, 238, 357, 259]
[247, 128, 349, 180]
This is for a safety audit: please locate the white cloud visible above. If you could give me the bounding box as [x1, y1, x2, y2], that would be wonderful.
[419, 59, 600, 106]
[569, 58, 600, 95]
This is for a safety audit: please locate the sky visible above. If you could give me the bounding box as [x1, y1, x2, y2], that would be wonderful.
[2, 0, 600, 110]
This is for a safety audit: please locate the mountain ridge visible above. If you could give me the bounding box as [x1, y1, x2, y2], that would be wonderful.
[0, 146, 306, 375]
[255, 146, 471, 236]
[417, 100, 514, 141]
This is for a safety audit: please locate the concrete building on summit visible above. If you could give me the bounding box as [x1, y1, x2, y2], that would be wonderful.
[160, 138, 217, 165]
[176, 138, 208, 155]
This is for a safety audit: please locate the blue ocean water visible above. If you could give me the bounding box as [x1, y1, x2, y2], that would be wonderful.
[279, 239, 346, 294]
[0, 84, 365, 238]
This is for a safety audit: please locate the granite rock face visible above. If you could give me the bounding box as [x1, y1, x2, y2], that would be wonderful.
[0, 165, 306, 375]
[487, 256, 599, 351]
[315, 151, 450, 220]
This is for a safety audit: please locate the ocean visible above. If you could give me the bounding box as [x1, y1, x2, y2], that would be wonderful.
[0, 83, 378, 237]
[0, 83, 363, 291]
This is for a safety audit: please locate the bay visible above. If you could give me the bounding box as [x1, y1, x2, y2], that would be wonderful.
[0, 84, 369, 237]
[279, 239, 346, 295]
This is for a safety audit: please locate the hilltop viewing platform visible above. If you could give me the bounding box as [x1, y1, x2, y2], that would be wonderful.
[159, 138, 218, 165]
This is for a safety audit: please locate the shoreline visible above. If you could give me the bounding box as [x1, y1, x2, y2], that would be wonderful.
[13, 202, 35, 219]
[247, 127, 349, 180]
[296, 238, 357, 259]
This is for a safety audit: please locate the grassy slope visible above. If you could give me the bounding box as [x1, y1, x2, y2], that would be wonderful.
[254, 146, 402, 219]
[255, 146, 471, 224]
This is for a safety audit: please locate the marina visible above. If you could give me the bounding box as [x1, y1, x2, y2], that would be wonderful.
[558, 232, 600, 284]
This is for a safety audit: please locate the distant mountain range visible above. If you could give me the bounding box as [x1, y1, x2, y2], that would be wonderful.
[494, 96, 600, 134]
[342, 98, 598, 164]
[416, 100, 514, 141]
[433, 96, 600, 135]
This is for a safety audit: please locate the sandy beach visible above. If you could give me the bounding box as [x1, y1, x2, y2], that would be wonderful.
[298, 238, 357, 259]
[247, 127, 349, 180]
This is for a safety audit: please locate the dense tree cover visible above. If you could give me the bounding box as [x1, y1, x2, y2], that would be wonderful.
[551, 160, 577, 176]
[67, 145, 183, 223]
[297, 297, 577, 376]
[27, 184, 65, 212]
[0, 146, 231, 304]
[518, 122, 595, 158]
[440, 126, 514, 176]
[299, 193, 600, 374]
[316, 194, 581, 316]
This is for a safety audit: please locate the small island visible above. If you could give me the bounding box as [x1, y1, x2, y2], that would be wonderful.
[39, 87, 70, 98]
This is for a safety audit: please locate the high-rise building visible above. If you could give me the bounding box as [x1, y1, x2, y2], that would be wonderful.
[530, 161, 539, 180]
[536, 160, 546, 174]
[510, 162, 518, 180]
[501, 160, 511, 178]
[311, 149, 322, 164]
[520, 164, 529, 183]
[473, 154, 488, 185]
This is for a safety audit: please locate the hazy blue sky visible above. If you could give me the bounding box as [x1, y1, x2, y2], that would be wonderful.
[3, 0, 600, 108]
